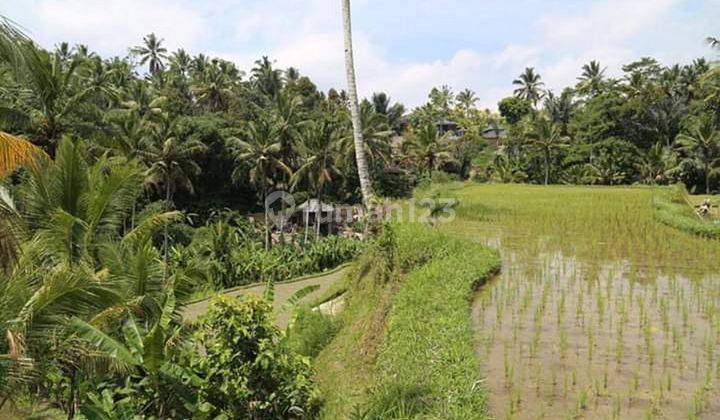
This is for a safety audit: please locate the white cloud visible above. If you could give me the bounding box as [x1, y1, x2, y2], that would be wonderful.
[536, 0, 680, 46]
[3, 0, 717, 110]
[7, 0, 207, 54]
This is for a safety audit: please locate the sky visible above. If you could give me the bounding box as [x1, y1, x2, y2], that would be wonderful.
[3, 0, 719, 110]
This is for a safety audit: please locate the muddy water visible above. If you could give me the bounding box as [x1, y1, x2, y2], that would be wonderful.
[447, 185, 720, 419]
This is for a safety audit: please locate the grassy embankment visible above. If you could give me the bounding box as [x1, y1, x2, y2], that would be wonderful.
[291, 220, 500, 419]
[653, 185, 720, 240]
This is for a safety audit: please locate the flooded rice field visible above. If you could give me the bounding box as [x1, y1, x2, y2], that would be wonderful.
[444, 184, 720, 419]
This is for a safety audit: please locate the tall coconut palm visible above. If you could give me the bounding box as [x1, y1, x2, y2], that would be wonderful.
[429, 85, 455, 115]
[456, 88, 478, 111]
[513, 67, 545, 107]
[341, 0, 374, 207]
[191, 62, 234, 112]
[131, 33, 168, 75]
[228, 117, 290, 249]
[169, 49, 192, 77]
[526, 117, 568, 185]
[141, 117, 206, 267]
[676, 119, 720, 194]
[272, 90, 304, 168]
[292, 119, 343, 239]
[576, 60, 606, 96]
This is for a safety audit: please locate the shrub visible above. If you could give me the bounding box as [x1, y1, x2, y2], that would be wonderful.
[374, 168, 416, 198]
[430, 170, 459, 184]
[226, 236, 363, 288]
[192, 295, 320, 419]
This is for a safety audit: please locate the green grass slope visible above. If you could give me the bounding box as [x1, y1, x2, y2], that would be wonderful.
[301, 222, 500, 419]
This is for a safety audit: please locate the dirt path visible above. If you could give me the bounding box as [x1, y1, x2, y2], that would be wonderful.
[183, 266, 349, 328]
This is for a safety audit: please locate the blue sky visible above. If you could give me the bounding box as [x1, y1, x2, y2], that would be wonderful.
[3, 0, 719, 109]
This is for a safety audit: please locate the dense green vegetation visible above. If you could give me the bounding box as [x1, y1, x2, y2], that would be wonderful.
[178, 214, 363, 291]
[2, 7, 720, 419]
[489, 52, 720, 194]
[0, 19, 365, 417]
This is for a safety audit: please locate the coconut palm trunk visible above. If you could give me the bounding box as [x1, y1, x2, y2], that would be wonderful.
[706, 161, 711, 195]
[163, 178, 171, 279]
[341, 0, 374, 207]
[263, 180, 271, 250]
[315, 191, 322, 241]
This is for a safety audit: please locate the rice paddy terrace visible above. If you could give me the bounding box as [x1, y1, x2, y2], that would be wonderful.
[444, 184, 720, 419]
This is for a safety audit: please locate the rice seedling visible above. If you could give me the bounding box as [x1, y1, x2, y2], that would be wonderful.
[445, 184, 720, 419]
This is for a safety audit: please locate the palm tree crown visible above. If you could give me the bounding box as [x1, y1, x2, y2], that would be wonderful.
[513, 67, 545, 106]
[577, 60, 606, 96]
[456, 89, 478, 110]
[132, 33, 168, 75]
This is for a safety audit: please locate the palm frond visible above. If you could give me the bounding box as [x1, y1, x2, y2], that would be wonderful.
[122, 211, 182, 246]
[0, 131, 46, 178]
[70, 318, 139, 368]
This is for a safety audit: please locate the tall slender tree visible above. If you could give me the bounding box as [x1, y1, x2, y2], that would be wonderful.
[341, 0, 374, 207]
[131, 33, 168, 75]
[513, 67, 545, 107]
[141, 117, 206, 269]
[402, 123, 451, 177]
[292, 120, 342, 239]
[228, 117, 290, 249]
[456, 88, 479, 110]
[526, 117, 568, 185]
[576, 60, 606, 96]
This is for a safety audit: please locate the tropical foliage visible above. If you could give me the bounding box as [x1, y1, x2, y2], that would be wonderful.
[487, 54, 720, 193]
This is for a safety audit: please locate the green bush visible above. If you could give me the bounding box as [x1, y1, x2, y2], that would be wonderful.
[430, 170, 459, 184]
[374, 168, 416, 198]
[192, 295, 320, 419]
[287, 307, 343, 358]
